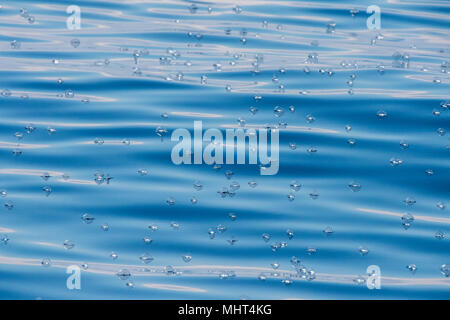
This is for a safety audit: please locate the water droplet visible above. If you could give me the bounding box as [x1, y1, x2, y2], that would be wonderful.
[4, 201, 14, 210]
[117, 269, 131, 280]
[101, 223, 109, 231]
[287, 193, 295, 201]
[155, 126, 168, 139]
[441, 264, 449, 277]
[42, 186, 52, 196]
[65, 90, 74, 98]
[63, 240, 74, 250]
[390, 158, 403, 166]
[248, 180, 257, 188]
[358, 246, 369, 256]
[353, 276, 366, 285]
[10, 40, 21, 49]
[81, 213, 95, 224]
[70, 38, 80, 48]
[425, 168, 434, 176]
[401, 213, 414, 229]
[139, 253, 154, 264]
[41, 258, 51, 267]
[323, 226, 333, 236]
[110, 252, 118, 260]
[1, 234, 10, 245]
[262, 233, 271, 242]
[143, 236, 153, 245]
[406, 264, 417, 273]
[404, 197, 416, 206]
[182, 255, 192, 263]
[436, 201, 445, 210]
[232, 5, 242, 14]
[25, 124, 35, 133]
[309, 191, 319, 199]
[166, 197, 176, 206]
[137, 169, 148, 176]
[350, 8, 359, 16]
[437, 128, 445, 136]
[326, 21, 336, 34]
[377, 110, 387, 118]
[286, 229, 294, 239]
[435, 231, 445, 240]
[348, 181, 361, 192]
[0, 190, 7, 197]
[229, 181, 240, 191]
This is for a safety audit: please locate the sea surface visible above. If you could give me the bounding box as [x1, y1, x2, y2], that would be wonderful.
[0, 0, 449, 300]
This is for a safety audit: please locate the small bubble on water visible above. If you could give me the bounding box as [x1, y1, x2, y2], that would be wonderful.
[358, 246, 369, 256]
[81, 213, 95, 224]
[1, 234, 10, 245]
[348, 181, 361, 192]
[290, 181, 301, 192]
[404, 197, 416, 206]
[309, 191, 319, 199]
[70, 38, 80, 48]
[166, 197, 176, 206]
[435, 231, 445, 240]
[65, 90, 74, 98]
[137, 169, 148, 176]
[182, 255, 192, 263]
[229, 181, 240, 191]
[406, 264, 417, 273]
[377, 110, 387, 118]
[117, 269, 131, 280]
[41, 258, 51, 267]
[63, 240, 74, 250]
[326, 21, 336, 34]
[353, 276, 366, 285]
[10, 40, 21, 49]
[323, 226, 333, 236]
[42, 186, 52, 196]
[139, 253, 154, 264]
[441, 264, 449, 277]
[232, 5, 242, 14]
[143, 236, 153, 245]
[306, 114, 315, 123]
[390, 158, 403, 166]
[262, 233, 271, 242]
[25, 124, 35, 134]
[4, 201, 13, 210]
[436, 201, 445, 210]
[1, 89, 11, 97]
[286, 229, 294, 239]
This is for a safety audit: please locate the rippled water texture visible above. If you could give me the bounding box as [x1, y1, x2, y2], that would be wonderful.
[0, 0, 449, 299]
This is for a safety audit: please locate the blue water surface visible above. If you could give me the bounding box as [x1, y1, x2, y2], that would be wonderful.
[0, 0, 449, 300]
